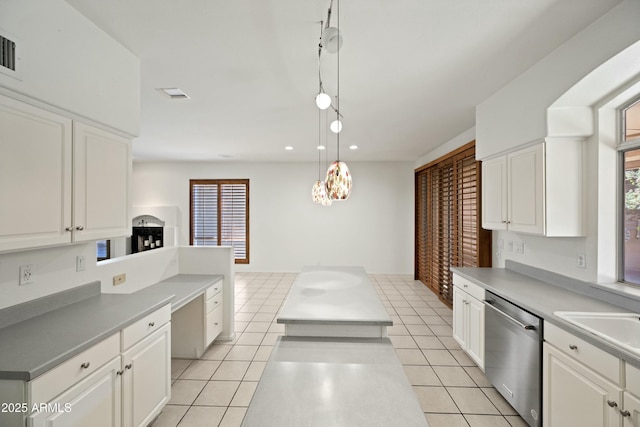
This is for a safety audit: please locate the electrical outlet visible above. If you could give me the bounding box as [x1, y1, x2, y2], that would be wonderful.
[577, 254, 587, 269]
[515, 241, 525, 254]
[19, 264, 33, 286]
[76, 255, 86, 272]
[113, 273, 126, 286]
[507, 240, 513, 252]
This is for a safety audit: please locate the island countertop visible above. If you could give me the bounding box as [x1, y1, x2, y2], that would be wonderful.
[277, 266, 392, 326]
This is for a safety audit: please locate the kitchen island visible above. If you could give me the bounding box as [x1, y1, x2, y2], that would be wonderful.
[277, 266, 392, 338]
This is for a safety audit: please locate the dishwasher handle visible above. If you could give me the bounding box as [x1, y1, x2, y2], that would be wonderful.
[483, 300, 537, 331]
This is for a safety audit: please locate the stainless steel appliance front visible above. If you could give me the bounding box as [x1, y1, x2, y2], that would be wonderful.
[484, 291, 542, 427]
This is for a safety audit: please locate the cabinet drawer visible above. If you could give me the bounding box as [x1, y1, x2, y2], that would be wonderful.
[452, 274, 485, 301]
[545, 322, 621, 384]
[627, 363, 640, 397]
[29, 333, 120, 404]
[206, 306, 223, 345]
[121, 304, 171, 350]
[206, 291, 223, 315]
[205, 282, 223, 300]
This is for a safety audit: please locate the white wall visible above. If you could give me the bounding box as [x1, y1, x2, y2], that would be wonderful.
[132, 161, 415, 274]
[0, 0, 140, 135]
[476, 0, 640, 160]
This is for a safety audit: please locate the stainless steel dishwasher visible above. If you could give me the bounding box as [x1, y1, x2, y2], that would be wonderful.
[484, 291, 543, 427]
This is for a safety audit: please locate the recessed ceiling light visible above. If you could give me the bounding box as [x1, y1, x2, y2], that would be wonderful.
[157, 88, 190, 99]
[349, 145, 358, 150]
[317, 145, 326, 150]
[285, 146, 294, 150]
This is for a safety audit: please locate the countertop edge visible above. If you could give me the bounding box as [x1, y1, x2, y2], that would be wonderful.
[451, 267, 640, 369]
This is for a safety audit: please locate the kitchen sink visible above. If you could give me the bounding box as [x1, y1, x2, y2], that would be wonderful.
[554, 311, 640, 356]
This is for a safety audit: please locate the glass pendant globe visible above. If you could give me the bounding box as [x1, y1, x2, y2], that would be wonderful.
[315, 92, 332, 110]
[322, 27, 343, 53]
[330, 119, 342, 133]
[312, 180, 332, 206]
[325, 161, 352, 200]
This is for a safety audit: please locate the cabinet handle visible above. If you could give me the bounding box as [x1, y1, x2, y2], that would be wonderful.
[116, 370, 124, 376]
[501, 220, 507, 224]
[620, 409, 631, 417]
[65, 227, 73, 232]
[76, 226, 84, 231]
[125, 364, 132, 370]
[214, 322, 219, 326]
[214, 301, 218, 304]
[80, 362, 90, 369]
[148, 322, 155, 327]
[569, 344, 578, 350]
[607, 400, 618, 408]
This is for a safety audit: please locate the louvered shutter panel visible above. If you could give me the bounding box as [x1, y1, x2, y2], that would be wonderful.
[220, 183, 247, 260]
[192, 183, 218, 246]
[414, 142, 491, 307]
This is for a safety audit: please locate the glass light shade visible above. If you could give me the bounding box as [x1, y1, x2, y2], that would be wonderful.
[315, 92, 332, 110]
[325, 161, 352, 200]
[322, 27, 343, 53]
[330, 119, 342, 133]
[312, 180, 332, 206]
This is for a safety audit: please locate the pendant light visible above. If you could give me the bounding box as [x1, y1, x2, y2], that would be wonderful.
[325, 0, 352, 200]
[312, 21, 332, 206]
[312, 102, 332, 206]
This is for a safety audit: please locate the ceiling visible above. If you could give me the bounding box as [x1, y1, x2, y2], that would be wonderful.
[65, 0, 621, 162]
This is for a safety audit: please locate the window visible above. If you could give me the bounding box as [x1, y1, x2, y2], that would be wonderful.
[415, 141, 491, 307]
[621, 99, 640, 285]
[97, 239, 110, 261]
[190, 179, 249, 264]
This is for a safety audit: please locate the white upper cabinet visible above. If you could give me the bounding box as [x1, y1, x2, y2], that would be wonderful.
[481, 139, 584, 236]
[0, 96, 73, 251]
[0, 95, 131, 252]
[73, 122, 131, 242]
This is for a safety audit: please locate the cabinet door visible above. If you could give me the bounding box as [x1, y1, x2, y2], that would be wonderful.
[0, 96, 72, 252]
[507, 144, 545, 235]
[28, 357, 121, 427]
[543, 343, 622, 427]
[481, 156, 507, 230]
[624, 392, 640, 427]
[122, 323, 171, 427]
[452, 287, 466, 349]
[73, 122, 130, 242]
[466, 296, 485, 370]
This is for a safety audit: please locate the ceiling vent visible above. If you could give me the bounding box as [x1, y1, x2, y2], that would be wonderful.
[0, 35, 16, 71]
[157, 88, 190, 99]
[0, 30, 21, 80]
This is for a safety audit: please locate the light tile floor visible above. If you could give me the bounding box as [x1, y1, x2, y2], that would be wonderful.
[151, 272, 528, 427]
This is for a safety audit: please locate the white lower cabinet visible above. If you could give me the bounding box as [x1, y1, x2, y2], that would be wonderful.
[18, 306, 171, 427]
[543, 343, 622, 427]
[452, 274, 485, 370]
[543, 322, 640, 427]
[172, 281, 224, 358]
[29, 357, 122, 427]
[122, 323, 171, 427]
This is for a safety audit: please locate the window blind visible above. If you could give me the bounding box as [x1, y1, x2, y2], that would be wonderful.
[414, 142, 491, 307]
[190, 179, 249, 264]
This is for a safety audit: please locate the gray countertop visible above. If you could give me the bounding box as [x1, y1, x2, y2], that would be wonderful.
[277, 266, 392, 326]
[242, 336, 428, 427]
[0, 274, 223, 381]
[451, 266, 640, 368]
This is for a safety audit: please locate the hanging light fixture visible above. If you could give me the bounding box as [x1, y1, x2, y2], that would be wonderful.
[312, 22, 332, 207]
[325, 0, 352, 200]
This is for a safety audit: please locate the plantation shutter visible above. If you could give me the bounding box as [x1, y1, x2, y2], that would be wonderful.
[190, 179, 249, 264]
[192, 183, 219, 246]
[220, 183, 248, 260]
[414, 142, 491, 307]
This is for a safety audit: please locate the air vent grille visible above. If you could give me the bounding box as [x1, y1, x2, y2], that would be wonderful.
[0, 35, 16, 71]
